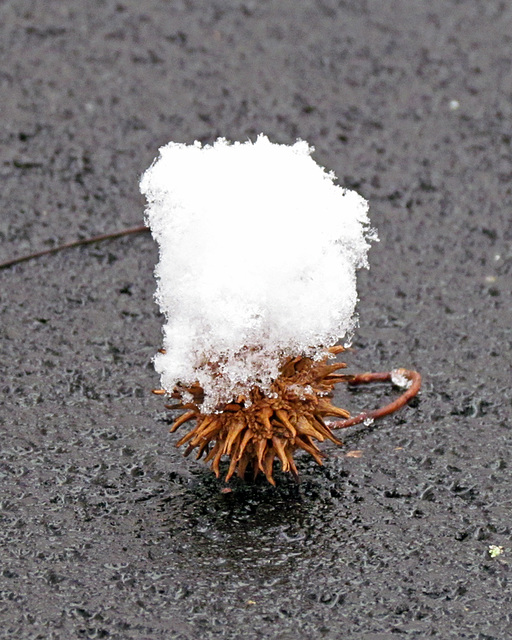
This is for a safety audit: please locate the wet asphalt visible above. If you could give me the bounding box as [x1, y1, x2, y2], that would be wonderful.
[1, 1, 511, 638]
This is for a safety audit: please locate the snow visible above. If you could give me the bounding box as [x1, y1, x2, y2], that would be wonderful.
[391, 369, 413, 389]
[140, 135, 375, 411]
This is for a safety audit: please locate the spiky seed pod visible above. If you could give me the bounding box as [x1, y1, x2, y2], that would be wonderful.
[159, 346, 351, 485]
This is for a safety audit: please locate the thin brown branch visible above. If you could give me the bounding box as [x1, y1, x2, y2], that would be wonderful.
[0, 225, 150, 270]
[330, 368, 421, 430]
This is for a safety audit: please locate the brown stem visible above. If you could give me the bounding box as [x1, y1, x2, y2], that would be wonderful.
[330, 368, 421, 430]
[0, 225, 150, 270]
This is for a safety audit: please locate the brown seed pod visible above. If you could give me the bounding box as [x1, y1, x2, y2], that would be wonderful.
[153, 347, 421, 485]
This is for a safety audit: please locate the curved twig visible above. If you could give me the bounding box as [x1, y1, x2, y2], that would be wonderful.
[0, 225, 150, 270]
[330, 368, 421, 430]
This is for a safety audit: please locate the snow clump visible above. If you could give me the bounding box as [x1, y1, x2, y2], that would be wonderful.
[140, 135, 375, 411]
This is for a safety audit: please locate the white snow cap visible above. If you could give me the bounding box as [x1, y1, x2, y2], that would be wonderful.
[141, 135, 375, 411]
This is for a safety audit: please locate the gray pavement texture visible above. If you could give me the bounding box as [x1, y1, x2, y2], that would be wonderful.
[1, 1, 511, 639]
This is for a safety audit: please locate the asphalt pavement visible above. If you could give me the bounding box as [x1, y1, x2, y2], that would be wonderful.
[1, 2, 511, 638]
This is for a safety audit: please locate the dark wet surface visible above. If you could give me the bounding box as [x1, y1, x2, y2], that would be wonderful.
[1, 1, 511, 638]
